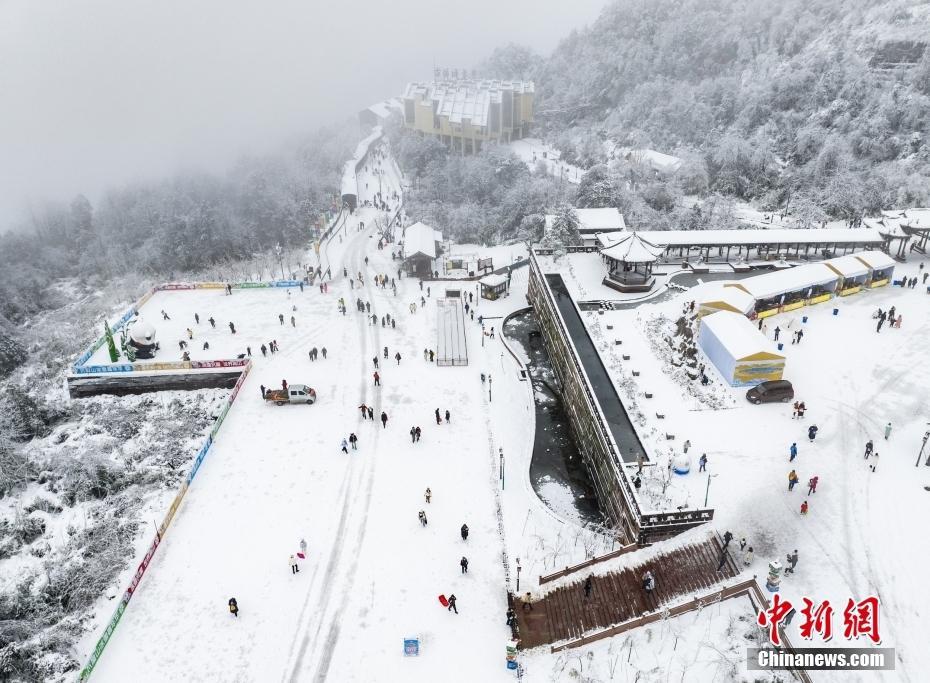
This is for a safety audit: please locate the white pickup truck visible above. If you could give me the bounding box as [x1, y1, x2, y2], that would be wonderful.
[264, 384, 317, 405]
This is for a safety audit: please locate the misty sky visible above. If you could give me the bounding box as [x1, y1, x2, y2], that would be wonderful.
[0, 0, 607, 231]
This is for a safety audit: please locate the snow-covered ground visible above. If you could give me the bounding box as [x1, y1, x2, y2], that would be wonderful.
[442, 242, 528, 278]
[73, 138, 929, 682]
[77, 152, 601, 683]
[508, 138, 584, 185]
[568, 257, 930, 680]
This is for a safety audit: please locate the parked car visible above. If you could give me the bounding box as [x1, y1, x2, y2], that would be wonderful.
[746, 380, 794, 404]
[264, 384, 317, 406]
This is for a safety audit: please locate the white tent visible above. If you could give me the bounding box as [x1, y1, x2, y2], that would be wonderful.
[699, 311, 785, 386]
[696, 283, 755, 317]
[726, 263, 839, 302]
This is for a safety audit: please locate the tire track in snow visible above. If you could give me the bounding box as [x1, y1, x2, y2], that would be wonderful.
[284, 219, 382, 683]
[308, 222, 386, 683]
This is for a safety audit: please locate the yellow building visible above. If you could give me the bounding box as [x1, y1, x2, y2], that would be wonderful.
[402, 79, 534, 154]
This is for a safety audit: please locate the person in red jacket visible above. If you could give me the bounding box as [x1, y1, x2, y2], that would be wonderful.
[800, 500, 809, 515]
[807, 476, 819, 495]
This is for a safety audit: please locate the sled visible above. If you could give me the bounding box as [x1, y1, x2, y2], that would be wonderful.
[438, 594, 449, 608]
[297, 552, 306, 559]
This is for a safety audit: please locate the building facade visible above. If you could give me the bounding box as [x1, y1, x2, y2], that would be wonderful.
[402, 79, 534, 154]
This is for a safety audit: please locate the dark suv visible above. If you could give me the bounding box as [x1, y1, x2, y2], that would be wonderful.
[746, 380, 794, 404]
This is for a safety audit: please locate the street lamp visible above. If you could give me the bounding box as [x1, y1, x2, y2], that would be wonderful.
[489, 374, 492, 403]
[516, 557, 522, 592]
[704, 473, 718, 508]
[499, 447, 505, 490]
[917, 428, 930, 467]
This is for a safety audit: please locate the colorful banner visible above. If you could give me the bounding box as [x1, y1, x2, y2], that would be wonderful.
[193, 282, 226, 289]
[190, 359, 249, 370]
[156, 283, 198, 291]
[78, 359, 254, 681]
[74, 364, 136, 375]
[132, 361, 193, 372]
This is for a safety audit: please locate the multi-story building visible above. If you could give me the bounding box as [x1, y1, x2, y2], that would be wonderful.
[402, 79, 534, 154]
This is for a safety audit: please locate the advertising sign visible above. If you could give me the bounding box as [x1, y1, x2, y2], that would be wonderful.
[403, 637, 420, 656]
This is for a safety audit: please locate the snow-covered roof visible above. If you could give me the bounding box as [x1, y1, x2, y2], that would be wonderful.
[824, 254, 870, 279]
[403, 222, 439, 259]
[854, 250, 896, 270]
[547, 207, 625, 234]
[727, 263, 839, 301]
[595, 228, 884, 248]
[626, 149, 683, 174]
[366, 99, 402, 119]
[599, 232, 664, 263]
[696, 284, 755, 315]
[864, 208, 930, 236]
[701, 311, 783, 361]
[404, 80, 533, 127]
[480, 274, 508, 288]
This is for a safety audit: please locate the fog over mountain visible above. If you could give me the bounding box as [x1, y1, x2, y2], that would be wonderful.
[0, 0, 606, 230]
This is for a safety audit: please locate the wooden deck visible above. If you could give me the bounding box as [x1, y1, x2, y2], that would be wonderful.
[514, 535, 741, 649]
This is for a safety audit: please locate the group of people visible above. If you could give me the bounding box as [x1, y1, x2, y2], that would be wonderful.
[875, 305, 902, 332]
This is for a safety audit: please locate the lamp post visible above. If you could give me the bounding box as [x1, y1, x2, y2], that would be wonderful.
[516, 557, 522, 592]
[489, 374, 492, 403]
[704, 473, 718, 508]
[499, 447, 505, 490]
[917, 428, 930, 467]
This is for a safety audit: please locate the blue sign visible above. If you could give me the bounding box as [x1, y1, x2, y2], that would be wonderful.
[403, 637, 419, 656]
[74, 364, 135, 375]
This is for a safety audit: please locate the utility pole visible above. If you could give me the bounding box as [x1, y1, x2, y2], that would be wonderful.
[516, 557, 522, 592]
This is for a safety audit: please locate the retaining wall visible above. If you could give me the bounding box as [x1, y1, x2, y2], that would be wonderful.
[527, 251, 713, 544]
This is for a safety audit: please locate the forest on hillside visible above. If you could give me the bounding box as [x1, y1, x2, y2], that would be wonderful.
[483, 0, 930, 228]
[0, 123, 354, 331]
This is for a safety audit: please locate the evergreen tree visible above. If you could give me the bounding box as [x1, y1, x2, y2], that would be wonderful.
[104, 321, 119, 363]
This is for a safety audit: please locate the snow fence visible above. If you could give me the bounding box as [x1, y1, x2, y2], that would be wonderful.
[77, 359, 253, 681]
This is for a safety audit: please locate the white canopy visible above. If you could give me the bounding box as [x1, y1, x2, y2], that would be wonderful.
[824, 254, 869, 279]
[701, 311, 782, 361]
[727, 263, 839, 301]
[854, 250, 896, 271]
[696, 283, 755, 316]
[600, 232, 664, 263]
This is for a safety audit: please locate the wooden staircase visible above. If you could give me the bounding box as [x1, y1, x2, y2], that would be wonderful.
[515, 535, 741, 649]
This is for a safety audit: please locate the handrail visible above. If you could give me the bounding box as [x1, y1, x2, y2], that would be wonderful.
[538, 542, 639, 584]
[547, 575, 813, 683]
[550, 577, 759, 652]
